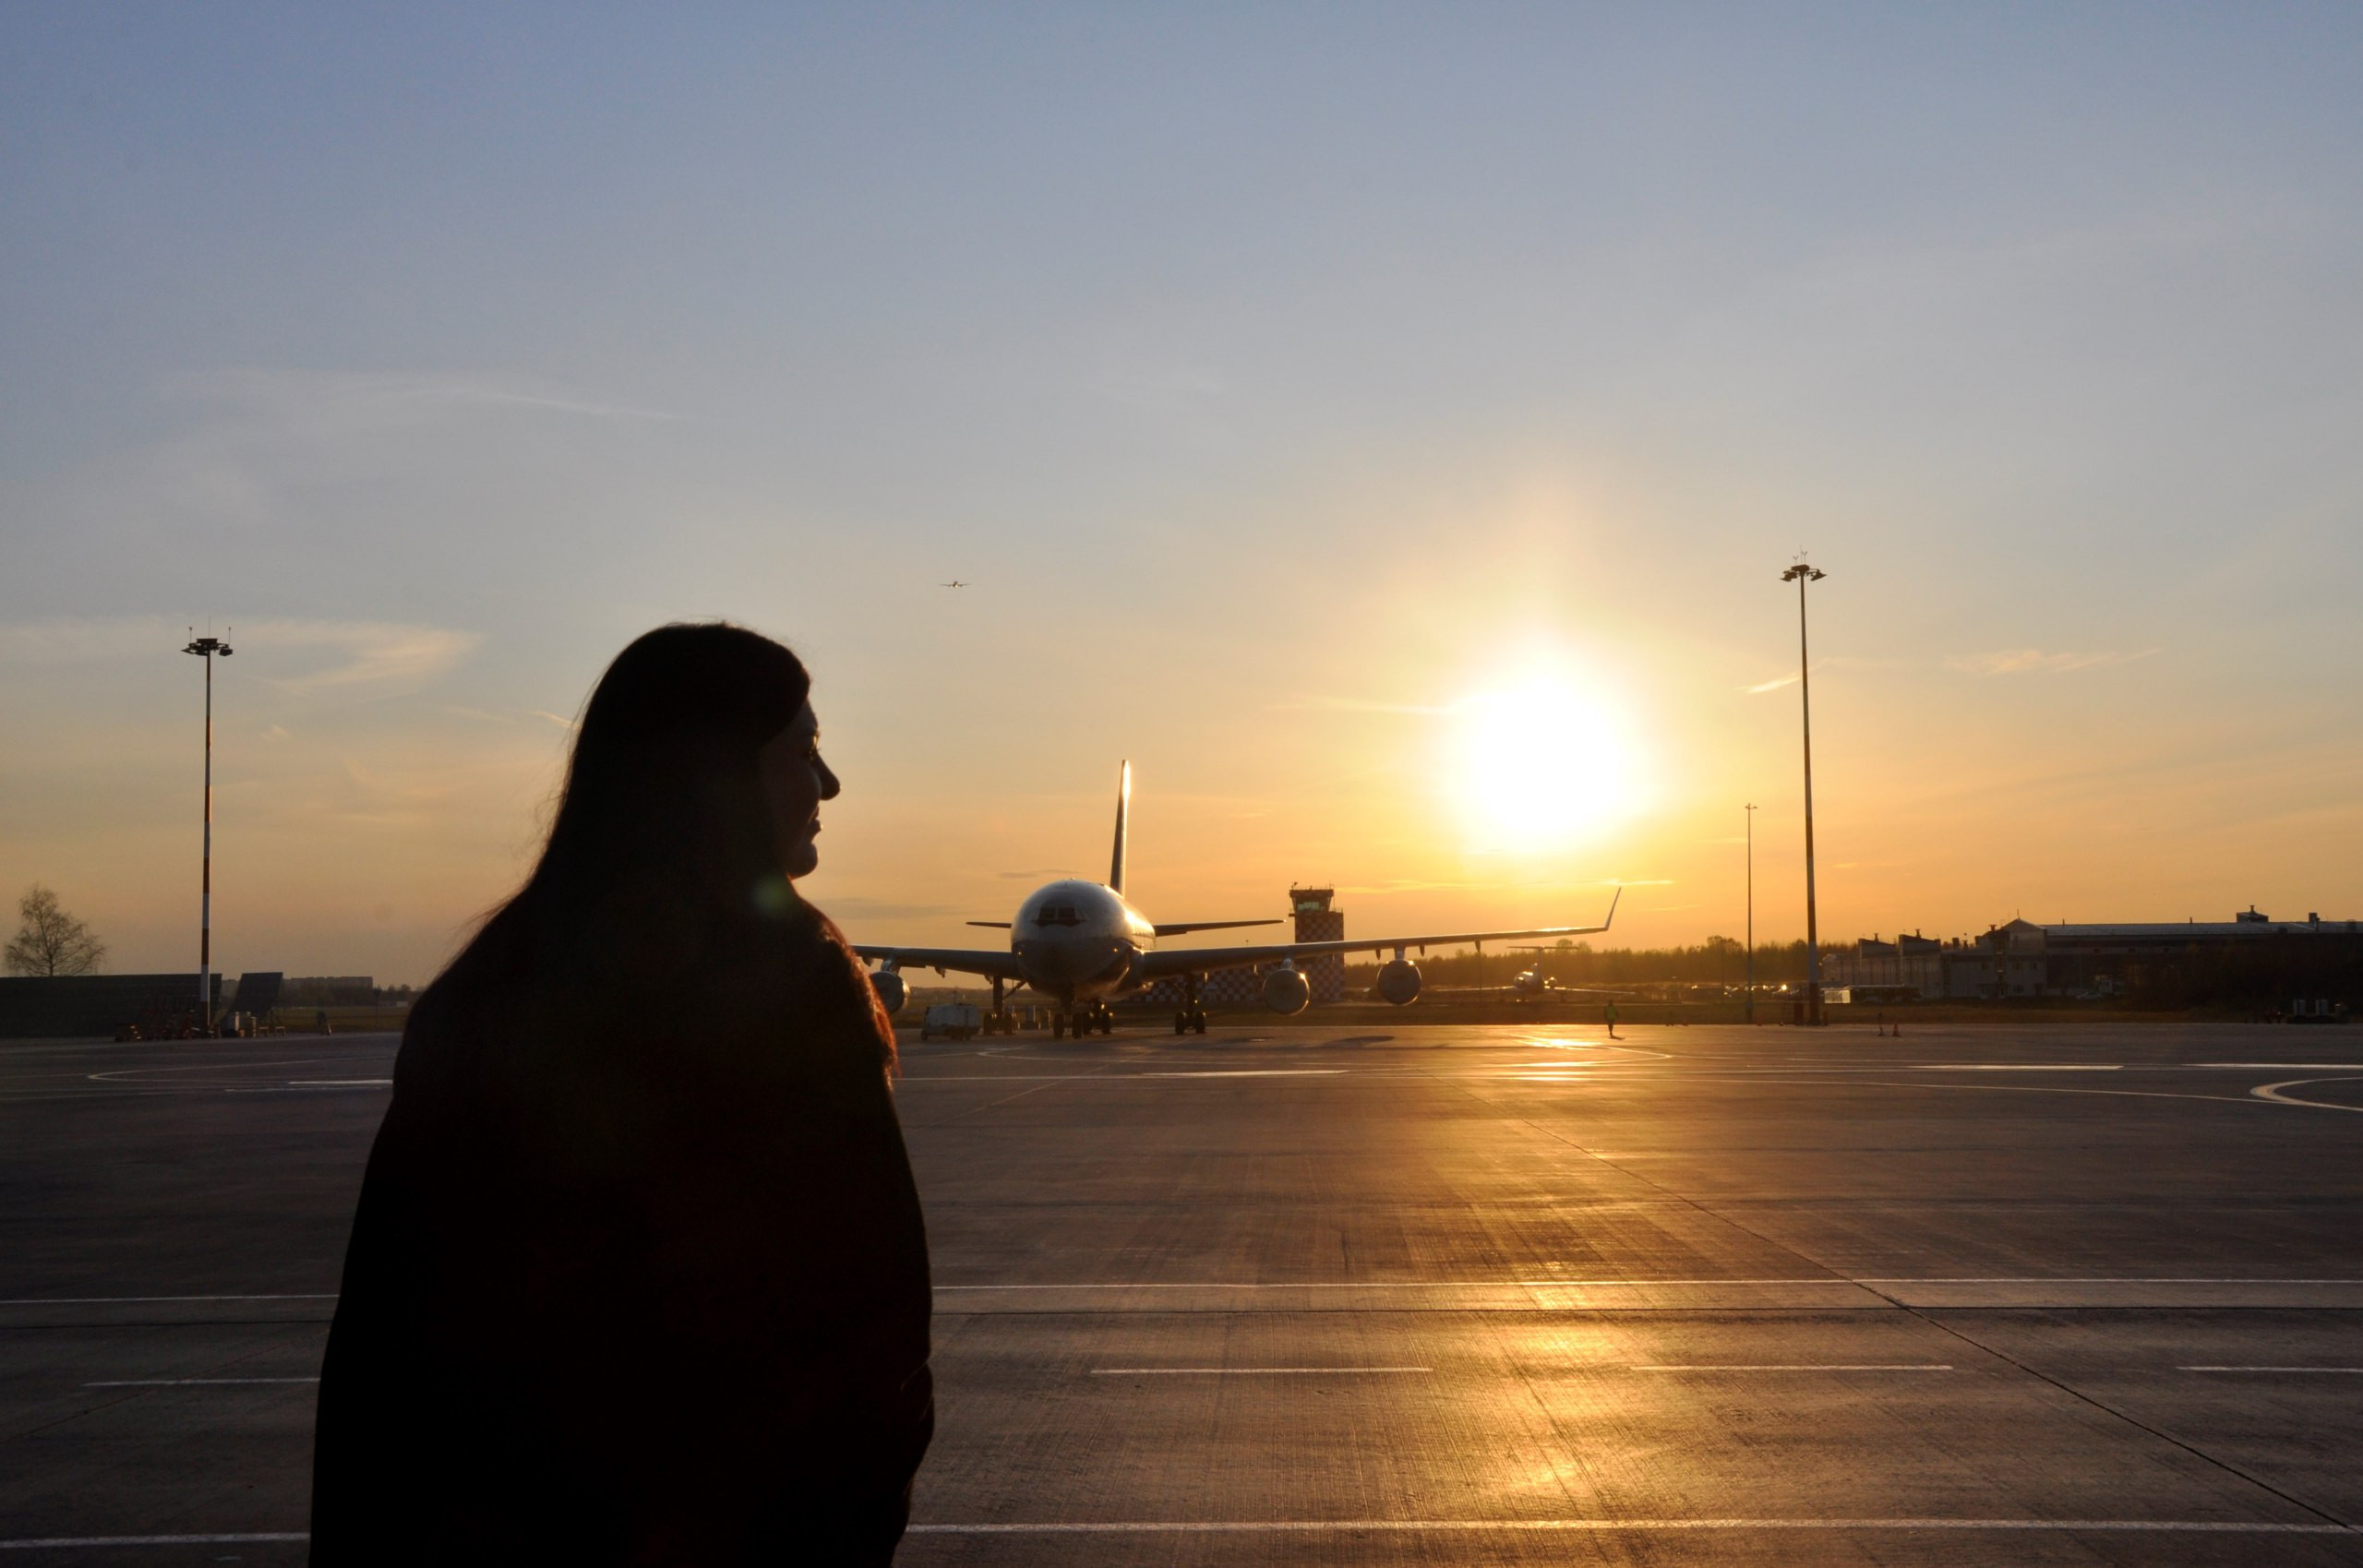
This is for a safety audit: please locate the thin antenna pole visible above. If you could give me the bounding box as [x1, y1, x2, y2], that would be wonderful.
[1745, 802, 1756, 1024]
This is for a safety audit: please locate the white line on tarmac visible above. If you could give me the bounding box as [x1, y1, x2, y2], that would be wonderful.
[2251, 1077, 2363, 1112]
[2191, 1063, 2363, 1070]
[1625, 1364, 1952, 1372]
[1142, 1069, 1349, 1077]
[16, 1278, 2362, 1310]
[0, 1295, 337, 1305]
[898, 1075, 1115, 1082]
[1856, 1277, 2363, 1285]
[932, 1276, 2363, 1290]
[1091, 1367, 1431, 1375]
[2181, 1366, 2363, 1373]
[0, 1537, 310, 1550]
[1913, 1064, 2121, 1071]
[6, 1521, 2357, 1549]
[85, 1378, 318, 1386]
[901, 1519, 2355, 1536]
[285, 1079, 390, 1086]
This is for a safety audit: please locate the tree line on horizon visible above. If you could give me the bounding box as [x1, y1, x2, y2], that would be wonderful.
[1342, 935, 1836, 989]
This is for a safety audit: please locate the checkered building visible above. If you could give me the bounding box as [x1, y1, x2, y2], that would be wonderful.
[1146, 886, 1345, 1006]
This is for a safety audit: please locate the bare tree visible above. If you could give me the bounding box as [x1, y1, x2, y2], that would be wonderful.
[6, 884, 107, 977]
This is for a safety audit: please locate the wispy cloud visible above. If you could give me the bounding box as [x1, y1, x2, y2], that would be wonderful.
[252, 622, 483, 694]
[1740, 656, 1899, 694]
[0, 616, 480, 695]
[1944, 648, 2159, 676]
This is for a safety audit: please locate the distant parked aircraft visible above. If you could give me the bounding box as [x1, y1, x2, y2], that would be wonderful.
[850, 763, 1619, 1038]
[1424, 945, 1636, 1004]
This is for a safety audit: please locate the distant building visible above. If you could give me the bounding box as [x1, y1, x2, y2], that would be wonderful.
[0, 974, 222, 1039]
[1289, 886, 1346, 1003]
[1143, 885, 1344, 1006]
[1829, 909, 2362, 1000]
[282, 976, 378, 1007]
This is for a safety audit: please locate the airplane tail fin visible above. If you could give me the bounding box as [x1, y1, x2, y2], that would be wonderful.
[1110, 760, 1131, 895]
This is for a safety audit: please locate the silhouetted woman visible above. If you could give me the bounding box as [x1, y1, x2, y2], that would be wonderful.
[312, 624, 932, 1564]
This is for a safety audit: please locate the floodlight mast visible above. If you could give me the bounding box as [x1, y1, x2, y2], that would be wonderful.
[1780, 560, 1827, 1024]
[184, 633, 233, 1036]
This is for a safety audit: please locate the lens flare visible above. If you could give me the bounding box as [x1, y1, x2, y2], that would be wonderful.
[1446, 675, 1640, 854]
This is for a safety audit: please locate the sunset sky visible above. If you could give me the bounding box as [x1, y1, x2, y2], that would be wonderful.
[5, 6, 2360, 985]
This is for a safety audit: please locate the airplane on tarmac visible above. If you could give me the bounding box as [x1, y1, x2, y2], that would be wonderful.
[1422, 945, 1638, 1005]
[850, 763, 1621, 1038]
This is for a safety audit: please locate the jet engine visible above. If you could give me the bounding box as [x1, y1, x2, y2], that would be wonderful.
[1373, 958, 1422, 1006]
[868, 967, 909, 1016]
[1260, 966, 1312, 1015]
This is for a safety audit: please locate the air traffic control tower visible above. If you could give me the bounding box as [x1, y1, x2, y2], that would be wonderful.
[1290, 885, 1346, 1002]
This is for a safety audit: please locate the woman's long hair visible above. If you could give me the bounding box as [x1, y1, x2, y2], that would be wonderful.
[526, 622, 812, 933]
[429, 624, 867, 1027]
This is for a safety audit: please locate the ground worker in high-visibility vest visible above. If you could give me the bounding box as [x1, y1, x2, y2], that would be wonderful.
[1603, 1000, 1620, 1039]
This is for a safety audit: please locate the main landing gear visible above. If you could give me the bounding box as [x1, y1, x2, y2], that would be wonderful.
[1171, 974, 1208, 1035]
[1051, 1003, 1114, 1039]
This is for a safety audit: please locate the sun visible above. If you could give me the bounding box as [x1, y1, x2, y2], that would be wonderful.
[1445, 674, 1640, 854]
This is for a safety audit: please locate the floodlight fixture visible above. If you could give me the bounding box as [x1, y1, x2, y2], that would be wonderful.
[184, 631, 234, 1036]
[1781, 560, 1828, 1023]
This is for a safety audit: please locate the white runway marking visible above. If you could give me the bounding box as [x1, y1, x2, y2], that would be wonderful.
[1858, 1276, 2363, 1285]
[2192, 1063, 2363, 1070]
[0, 1537, 309, 1550]
[1142, 1069, 1348, 1078]
[937, 1276, 2363, 1290]
[87, 1059, 342, 1082]
[902, 1518, 2356, 1536]
[0, 1295, 337, 1305]
[284, 1079, 390, 1086]
[1625, 1364, 1952, 1372]
[1913, 1064, 2122, 1071]
[85, 1377, 318, 1386]
[2250, 1077, 2363, 1112]
[2181, 1366, 2363, 1373]
[1091, 1366, 1431, 1375]
[6, 1520, 2356, 1549]
[939, 1278, 1837, 1291]
[894, 1075, 1113, 1083]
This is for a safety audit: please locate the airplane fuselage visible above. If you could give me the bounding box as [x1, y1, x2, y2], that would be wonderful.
[1011, 879, 1157, 1002]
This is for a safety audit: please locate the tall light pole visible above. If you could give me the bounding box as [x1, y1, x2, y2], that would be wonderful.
[1780, 559, 1826, 1024]
[1745, 801, 1757, 1024]
[184, 632, 233, 1036]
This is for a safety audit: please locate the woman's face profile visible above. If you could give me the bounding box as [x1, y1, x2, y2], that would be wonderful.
[756, 701, 840, 879]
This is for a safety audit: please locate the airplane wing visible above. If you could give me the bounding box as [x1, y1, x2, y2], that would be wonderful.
[1151, 918, 1283, 937]
[1138, 891, 1621, 981]
[847, 944, 1026, 982]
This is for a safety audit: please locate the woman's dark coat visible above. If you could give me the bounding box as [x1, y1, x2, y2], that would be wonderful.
[310, 904, 931, 1563]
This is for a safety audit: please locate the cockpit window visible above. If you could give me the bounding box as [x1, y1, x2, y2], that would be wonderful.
[1034, 904, 1082, 928]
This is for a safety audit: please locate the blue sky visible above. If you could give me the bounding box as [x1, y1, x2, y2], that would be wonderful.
[5, 5, 2360, 981]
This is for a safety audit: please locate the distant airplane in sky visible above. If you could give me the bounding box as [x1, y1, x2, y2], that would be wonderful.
[941, 580, 967, 588]
[851, 762, 1619, 1038]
